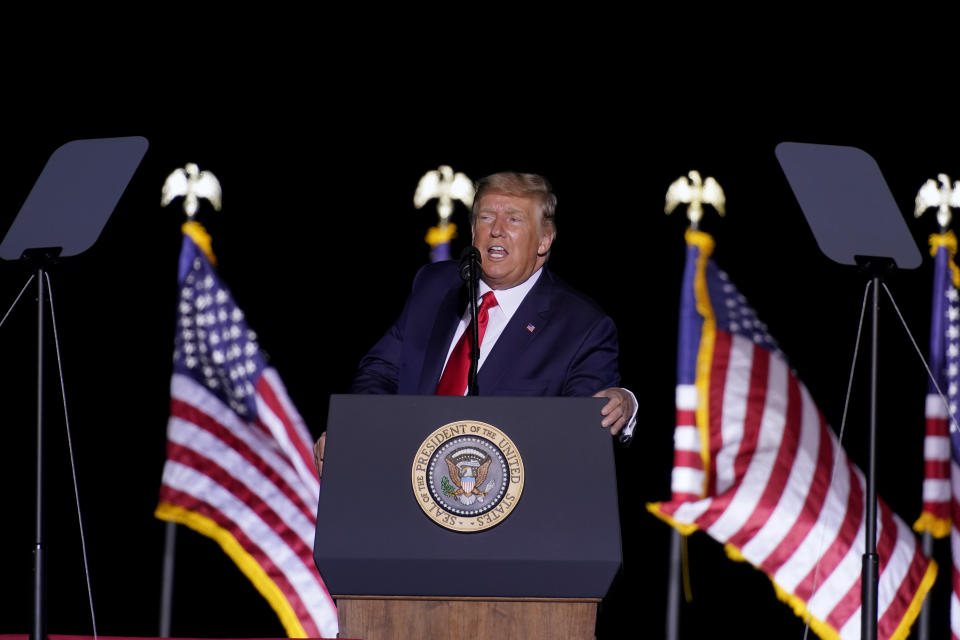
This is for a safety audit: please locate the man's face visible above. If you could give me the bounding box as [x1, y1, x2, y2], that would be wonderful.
[472, 192, 555, 290]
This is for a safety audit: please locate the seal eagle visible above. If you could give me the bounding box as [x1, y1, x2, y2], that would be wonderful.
[445, 456, 492, 498]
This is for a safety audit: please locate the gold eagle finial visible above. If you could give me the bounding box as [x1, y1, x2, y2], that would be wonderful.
[161, 163, 223, 219]
[414, 165, 475, 222]
[915, 173, 960, 232]
[665, 170, 725, 230]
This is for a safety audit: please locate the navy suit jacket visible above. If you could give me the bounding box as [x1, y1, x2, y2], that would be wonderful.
[351, 261, 621, 397]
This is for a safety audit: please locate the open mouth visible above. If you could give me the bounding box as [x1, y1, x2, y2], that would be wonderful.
[486, 245, 508, 260]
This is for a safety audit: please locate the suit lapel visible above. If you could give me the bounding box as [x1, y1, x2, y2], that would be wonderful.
[477, 269, 554, 393]
[417, 283, 465, 394]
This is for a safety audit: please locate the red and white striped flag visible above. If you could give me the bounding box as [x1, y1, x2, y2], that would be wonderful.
[648, 229, 936, 640]
[155, 222, 338, 638]
[914, 231, 960, 638]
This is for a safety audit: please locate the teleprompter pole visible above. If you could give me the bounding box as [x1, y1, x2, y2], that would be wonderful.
[860, 276, 880, 640]
[32, 266, 46, 640]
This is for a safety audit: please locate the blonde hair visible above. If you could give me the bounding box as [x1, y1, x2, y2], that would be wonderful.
[471, 172, 557, 230]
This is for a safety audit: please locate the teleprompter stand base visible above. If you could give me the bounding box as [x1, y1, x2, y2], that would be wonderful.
[335, 596, 600, 640]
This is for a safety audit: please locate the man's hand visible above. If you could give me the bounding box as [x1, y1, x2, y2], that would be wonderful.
[593, 387, 635, 436]
[313, 432, 326, 480]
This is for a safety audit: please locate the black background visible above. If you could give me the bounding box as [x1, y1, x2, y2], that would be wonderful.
[3, 71, 959, 639]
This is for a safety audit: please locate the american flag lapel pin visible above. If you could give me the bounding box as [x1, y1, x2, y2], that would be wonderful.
[526, 323, 535, 333]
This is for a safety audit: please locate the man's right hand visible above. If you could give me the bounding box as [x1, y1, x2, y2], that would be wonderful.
[313, 432, 326, 480]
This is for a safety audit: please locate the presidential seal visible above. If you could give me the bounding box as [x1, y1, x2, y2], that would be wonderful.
[411, 420, 524, 532]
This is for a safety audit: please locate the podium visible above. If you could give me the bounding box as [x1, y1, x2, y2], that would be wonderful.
[314, 395, 623, 639]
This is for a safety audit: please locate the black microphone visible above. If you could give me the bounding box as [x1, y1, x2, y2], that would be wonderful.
[458, 246, 481, 283]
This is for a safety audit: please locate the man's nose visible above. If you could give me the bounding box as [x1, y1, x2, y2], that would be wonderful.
[490, 217, 504, 236]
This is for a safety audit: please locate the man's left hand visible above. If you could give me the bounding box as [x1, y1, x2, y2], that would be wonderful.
[594, 387, 635, 436]
[313, 432, 326, 480]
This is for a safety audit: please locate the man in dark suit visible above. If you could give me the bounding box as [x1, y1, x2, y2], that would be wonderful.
[315, 172, 634, 474]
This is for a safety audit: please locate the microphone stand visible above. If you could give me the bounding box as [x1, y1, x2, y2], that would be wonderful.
[467, 270, 479, 396]
[458, 247, 481, 396]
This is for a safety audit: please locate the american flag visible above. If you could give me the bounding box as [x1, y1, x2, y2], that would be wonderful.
[915, 231, 960, 639]
[155, 223, 338, 638]
[648, 229, 936, 640]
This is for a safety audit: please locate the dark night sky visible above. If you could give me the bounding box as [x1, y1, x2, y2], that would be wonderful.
[2, 74, 959, 639]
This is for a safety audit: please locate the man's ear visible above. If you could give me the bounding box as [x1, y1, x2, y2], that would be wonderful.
[538, 228, 555, 256]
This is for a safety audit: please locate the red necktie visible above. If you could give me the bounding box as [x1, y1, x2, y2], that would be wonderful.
[435, 291, 499, 395]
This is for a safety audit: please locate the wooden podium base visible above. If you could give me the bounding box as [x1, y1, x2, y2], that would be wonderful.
[335, 596, 599, 640]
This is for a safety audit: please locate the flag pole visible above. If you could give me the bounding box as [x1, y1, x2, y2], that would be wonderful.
[912, 175, 960, 640]
[414, 165, 475, 264]
[917, 533, 933, 640]
[663, 170, 727, 639]
[157, 163, 224, 637]
[159, 521, 176, 636]
[665, 530, 682, 640]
